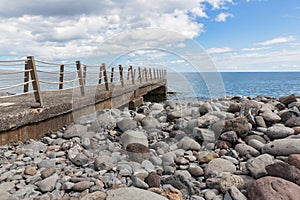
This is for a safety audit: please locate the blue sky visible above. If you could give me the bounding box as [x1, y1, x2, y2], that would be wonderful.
[0, 0, 299, 71]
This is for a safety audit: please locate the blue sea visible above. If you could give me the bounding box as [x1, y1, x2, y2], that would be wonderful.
[1, 71, 300, 102]
[167, 72, 300, 102]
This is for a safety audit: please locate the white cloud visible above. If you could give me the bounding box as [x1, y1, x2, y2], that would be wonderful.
[207, 47, 234, 54]
[215, 12, 234, 22]
[201, 0, 234, 9]
[241, 47, 270, 51]
[256, 36, 296, 46]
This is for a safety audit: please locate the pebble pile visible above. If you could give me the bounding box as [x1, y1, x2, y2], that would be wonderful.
[1, 94, 300, 200]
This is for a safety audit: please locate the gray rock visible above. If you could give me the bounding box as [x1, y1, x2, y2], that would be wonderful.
[73, 181, 94, 192]
[286, 117, 300, 127]
[262, 110, 281, 124]
[90, 113, 117, 131]
[240, 100, 262, 125]
[193, 128, 216, 143]
[205, 190, 217, 200]
[71, 152, 89, 166]
[235, 144, 260, 157]
[0, 191, 11, 200]
[82, 191, 107, 200]
[220, 131, 238, 143]
[131, 176, 149, 189]
[38, 160, 55, 169]
[62, 182, 75, 190]
[94, 155, 114, 171]
[279, 94, 297, 105]
[63, 124, 88, 139]
[106, 187, 168, 200]
[262, 139, 300, 156]
[23, 141, 47, 154]
[163, 165, 175, 175]
[248, 139, 264, 151]
[198, 114, 219, 128]
[205, 158, 236, 177]
[188, 164, 204, 177]
[10, 185, 40, 200]
[229, 185, 247, 200]
[222, 117, 251, 138]
[200, 102, 213, 115]
[177, 136, 201, 151]
[255, 116, 267, 127]
[116, 119, 137, 133]
[121, 130, 148, 149]
[162, 152, 176, 165]
[0, 182, 15, 191]
[141, 160, 155, 172]
[168, 108, 192, 119]
[141, 116, 161, 130]
[266, 125, 294, 139]
[246, 154, 274, 178]
[36, 173, 59, 192]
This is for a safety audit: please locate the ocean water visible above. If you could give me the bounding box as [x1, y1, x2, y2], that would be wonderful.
[167, 72, 300, 102]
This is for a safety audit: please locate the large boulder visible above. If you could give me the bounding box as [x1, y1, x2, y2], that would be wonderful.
[262, 139, 300, 156]
[248, 176, 300, 200]
[266, 162, 300, 185]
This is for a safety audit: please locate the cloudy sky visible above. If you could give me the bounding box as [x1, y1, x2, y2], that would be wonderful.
[0, 0, 299, 71]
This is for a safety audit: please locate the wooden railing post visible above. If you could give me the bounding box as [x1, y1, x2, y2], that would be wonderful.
[110, 67, 114, 82]
[76, 61, 85, 96]
[133, 69, 136, 82]
[144, 68, 148, 82]
[83, 65, 87, 85]
[27, 56, 43, 107]
[119, 65, 124, 87]
[156, 68, 159, 79]
[130, 66, 135, 85]
[24, 62, 29, 93]
[127, 67, 130, 80]
[59, 64, 64, 90]
[138, 67, 142, 83]
[98, 65, 102, 84]
[149, 68, 153, 81]
[102, 63, 109, 91]
[153, 68, 156, 79]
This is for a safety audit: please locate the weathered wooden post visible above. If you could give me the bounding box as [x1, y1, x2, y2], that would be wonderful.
[76, 61, 85, 96]
[102, 63, 109, 91]
[149, 68, 153, 81]
[23, 62, 29, 93]
[98, 65, 102, 84]
[119, 65, 124, 87]
[138, 67, 142, 83]
[110, 67, 114, 83]
[127, 67, 130, 80]
[156, 68, 159, 79]
[59, 64, 64, 90]
[130, 66, 135, 85]
[27, 56, 43, 107]
[133, 69, 136, 82]
[153, 68, 156, 79]
[83, 65, 87, 85]
[144, 68, 148, 82]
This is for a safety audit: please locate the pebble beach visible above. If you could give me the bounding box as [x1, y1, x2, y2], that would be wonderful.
[1, 94, 300, 200]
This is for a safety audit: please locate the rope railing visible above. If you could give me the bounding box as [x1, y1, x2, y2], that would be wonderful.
[0, 56, 167, 107]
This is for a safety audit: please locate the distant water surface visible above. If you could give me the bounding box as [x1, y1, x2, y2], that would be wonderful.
[167, 72, 300, 102]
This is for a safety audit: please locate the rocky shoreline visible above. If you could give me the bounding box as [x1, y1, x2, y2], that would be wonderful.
[1, 94, 300, 200]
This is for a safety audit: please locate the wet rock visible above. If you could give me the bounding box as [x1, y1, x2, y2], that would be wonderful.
[73, 181, 94, 192]
[205, 158, 236, 177]
[177, 136, 201, 151]
[145, 172, 161, 188]
[262, 139, 300, 156]
[246, 154, 274, 178]
[248, 176, 300, 200]
[117, 118, 137, 132]
[36, 173, 59, 192]
[266, 162, 300, 185]
[121, 130, 148, 149]
[266, 125, 294, 139]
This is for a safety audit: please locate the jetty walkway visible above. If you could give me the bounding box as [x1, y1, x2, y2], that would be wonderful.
[0, 56, 167, 145]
